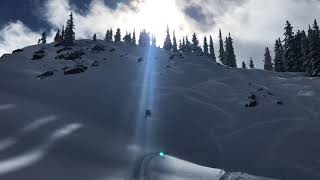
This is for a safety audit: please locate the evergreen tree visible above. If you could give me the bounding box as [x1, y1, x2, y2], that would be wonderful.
[179, 39, 182, 52]
[40, 32, 47, 44]
[172, 31, 178, 52]
[209, 35, 216, 62]
[114, 28, 121, 43]
[302, 26, 312, 73]
[181, 37, 186, 52]
[61, 26, 65, 41]
[218, 29, 225, 64]
[163, 26, 172, 50]
[308, 19, 320, 76]
[185, 36, 192, 53]
[109, 29, 113, 41]
[151, 34, 156, 46]
[138, 29, 150, 47]
[192, 33, 201, 54]
[294, 30, 305, 72]
[283, 20, 296, 71]
[123, 32, 132, 44]
[264, 47, 273, 70]
[224, 33, 237, 67]
[249, 57, 255, 69]
[203, 36, 209, 56]
[93, 33, 97, 41]
[64, 12, 75, 46]
[132, 29, 136, 45]
[274, 38, 285, 72]
[54, 29, 61, 43]
[242, 61, 247, 69]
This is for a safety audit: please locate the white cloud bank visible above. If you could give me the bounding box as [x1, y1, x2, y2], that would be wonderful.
[1, 0, 320, 68]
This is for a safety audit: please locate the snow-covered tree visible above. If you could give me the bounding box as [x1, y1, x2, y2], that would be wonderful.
[139, 29, 150, 47]
[218, 29, 225, 65]
[178, 40, 182, 52]
[163, 26, 172, 51]
[308, 19, 320, 76]
[93, 33, 97, 41]
[249, 57, 255, 69]
[64, 12, 75, 46]
[114, 28, 121, 43]
[203, 36, 209, 56]
[209, 35, 216, 62]
[264, 47, 273, 70]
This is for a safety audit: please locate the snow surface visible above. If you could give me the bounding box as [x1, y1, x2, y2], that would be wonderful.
[0, 40, 319, 180]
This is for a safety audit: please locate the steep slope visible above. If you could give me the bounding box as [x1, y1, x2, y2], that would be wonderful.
[0, 40, 319, 180]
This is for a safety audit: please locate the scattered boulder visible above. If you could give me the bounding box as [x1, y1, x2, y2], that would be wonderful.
[109, 48, 116, 52]
[145, 109, 152, 117]
[276, 101, 284, 105]
[166, 65, 171, 68]
[55, 50, 85, 60]
[56, 47, 72, 54]
[91, 61, 100, 67]
[54, 43, 63, 47]
[169, 54, 175, 60]
[12, 49, 23, 54]
[248, 94, 256, 100]
[91, 45, 105, 52]
[246, 100, 258, 107]
[37, 71, 54, 79]
[137, 57, 143, 62]
[64, 65, 88, 75]
[32, 49, 45, 60]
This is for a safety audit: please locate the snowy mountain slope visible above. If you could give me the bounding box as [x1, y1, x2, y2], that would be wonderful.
[0, 40, 319, 180]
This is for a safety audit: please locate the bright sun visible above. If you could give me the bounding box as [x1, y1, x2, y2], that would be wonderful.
[132, 0, 185, 44]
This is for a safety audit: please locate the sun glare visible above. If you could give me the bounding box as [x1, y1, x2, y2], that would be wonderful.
[132, 0, 185, 45]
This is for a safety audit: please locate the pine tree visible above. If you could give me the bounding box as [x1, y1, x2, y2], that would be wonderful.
[185, 36, 192, 53]
[172, 31, 178, 52]
[54, 29, 61, 43]
[283, 20, 296, 71]
[40, 32, 47, 44]
[264, 47, 273, 70]
[192, 33, 201, 54]
[105, 30, 109, 41]
[249, 57, 255, 69]
[274, 38, 285, 72]
[123, 32, 132, 44]
[179, 40, 182, 52]
[294, 30, 305, 72]
[61, 26, 65, 41]
[151, 34, 157, 46]
[209, 35, 216, 62]
[242, 61, 247, 69]
[93, 33, 97, 41]
[138, 29, 150, 47]
[219, 29, 225, 64]
[163, 26, 172, 50]
[132, 29, 136, 45]
[224, 33, 237, 67]
[109, 29, 113, 41]
[308, 19, 320, 76]
[181, 37, 186, 52]
[303, 26, 312, 73]
[203, 36, 209, 56]
[64, 12, 75, 46]
[114, 28, 121, 43]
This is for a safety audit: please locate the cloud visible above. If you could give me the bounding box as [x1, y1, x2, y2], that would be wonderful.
[1, 0, 320, 68]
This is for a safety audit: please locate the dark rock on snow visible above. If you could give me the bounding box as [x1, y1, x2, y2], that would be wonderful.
[64, 65, 88, 75]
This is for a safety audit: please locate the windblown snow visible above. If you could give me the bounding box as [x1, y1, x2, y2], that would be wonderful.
[0, 40, 319, 180]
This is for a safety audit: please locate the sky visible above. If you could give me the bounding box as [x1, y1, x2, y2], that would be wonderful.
[1, 0, 320, 68]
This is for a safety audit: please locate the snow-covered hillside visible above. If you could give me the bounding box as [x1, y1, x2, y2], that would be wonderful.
[0, 40, 319, 180]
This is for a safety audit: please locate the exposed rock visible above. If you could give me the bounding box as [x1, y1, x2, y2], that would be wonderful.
[137, 57, 143, 62]
[37, 71, 54, 79]
[91, 61, 100, 67]
[64, 65, 88, 75]
[12, 49, 23, 54]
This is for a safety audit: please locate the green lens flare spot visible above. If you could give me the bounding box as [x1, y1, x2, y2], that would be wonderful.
[159, 152, 165, 157]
